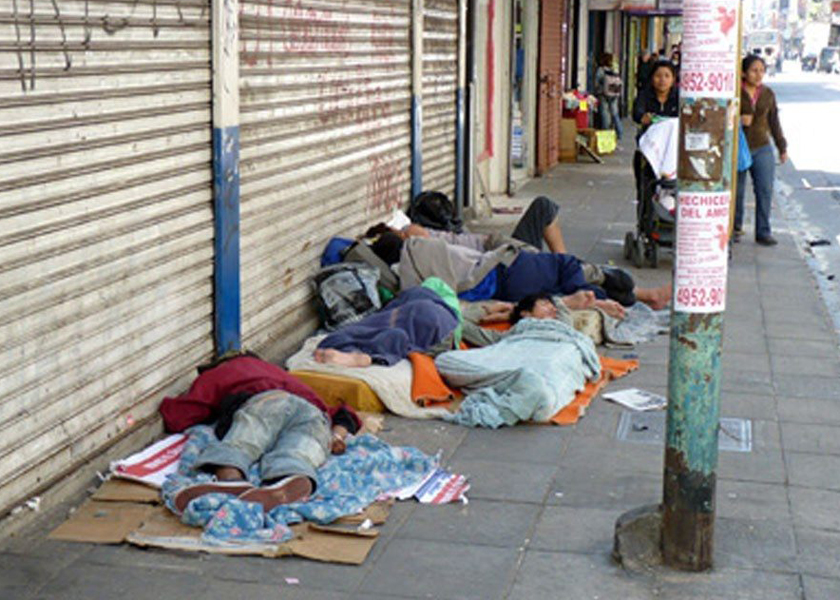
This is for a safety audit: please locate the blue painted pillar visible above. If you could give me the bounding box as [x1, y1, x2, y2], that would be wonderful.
[454, 0, 467, 219]
[411, 0, 424, 200]
[211, 0, 241, 354]
[661, 0, 741, 571]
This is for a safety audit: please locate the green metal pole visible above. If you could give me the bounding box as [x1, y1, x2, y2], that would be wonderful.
[661, 0, 741, 571]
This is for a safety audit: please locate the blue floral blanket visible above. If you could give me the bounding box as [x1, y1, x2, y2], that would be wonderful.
[161, 426, 437, 546]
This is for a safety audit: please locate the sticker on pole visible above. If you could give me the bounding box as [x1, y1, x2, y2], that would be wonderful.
[679, 0, 739, 99]
[673, 191, 730, 313]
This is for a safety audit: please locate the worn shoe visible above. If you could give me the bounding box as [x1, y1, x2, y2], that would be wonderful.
[238, 475, 313, 511]
[756, 235, 778, 246]
[173, 480, 254, 514]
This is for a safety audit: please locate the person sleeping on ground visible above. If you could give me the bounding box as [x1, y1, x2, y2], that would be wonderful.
[368, 231, 670, 319]
[365, 196, 654, 309]
[312, 277, 609, 367]
[159, 355, 362, 514]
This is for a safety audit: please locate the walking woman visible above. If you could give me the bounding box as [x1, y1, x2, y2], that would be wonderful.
[595, 53, 624, 140]
[736, 54, 788, 246]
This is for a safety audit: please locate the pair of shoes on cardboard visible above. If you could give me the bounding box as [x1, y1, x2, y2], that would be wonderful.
[173, 474, 313, 514]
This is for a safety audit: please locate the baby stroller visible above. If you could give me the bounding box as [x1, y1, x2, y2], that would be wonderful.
[624, 150, 677, 269]
[624, 150, 676, 268]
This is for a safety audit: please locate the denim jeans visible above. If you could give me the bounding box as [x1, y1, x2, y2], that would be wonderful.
[194, 391, 331, 489]
[735, 144, 775, 239]
[598, 96, 623, 140]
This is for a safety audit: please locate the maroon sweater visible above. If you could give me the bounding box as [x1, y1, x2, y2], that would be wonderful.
[159, 356, 361, 434]
[740, 85, 787, 155]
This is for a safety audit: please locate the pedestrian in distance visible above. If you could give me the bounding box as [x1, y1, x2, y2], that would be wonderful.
[735, 54, 788, 246]
[636, 50, 653, 92]
[594, 53, 624, 141]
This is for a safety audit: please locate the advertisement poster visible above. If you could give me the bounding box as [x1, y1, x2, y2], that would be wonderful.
[673, 191, 730, 313]
[680, 0, 739, 98]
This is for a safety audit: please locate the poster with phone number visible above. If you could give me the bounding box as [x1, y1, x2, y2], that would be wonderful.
[680, 0, 739, 99]
[673, 191, 730, 313]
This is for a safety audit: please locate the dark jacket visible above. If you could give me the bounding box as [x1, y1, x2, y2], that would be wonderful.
[632, 87, 679, 140]
[740, 86, 787, 154]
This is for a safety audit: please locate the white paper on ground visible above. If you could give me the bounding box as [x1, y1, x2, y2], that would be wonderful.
[110, 433, 189, 488]
[602, 388, 667, 411]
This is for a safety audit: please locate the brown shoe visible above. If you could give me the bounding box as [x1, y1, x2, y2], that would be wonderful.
[173, 480, 254, 514]
[238, 475, 313, 511]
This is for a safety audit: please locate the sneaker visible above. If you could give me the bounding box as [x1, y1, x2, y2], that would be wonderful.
[238, 475, 313, 511]
[172, 480, 254, 514]
[756, 235, 778, 246]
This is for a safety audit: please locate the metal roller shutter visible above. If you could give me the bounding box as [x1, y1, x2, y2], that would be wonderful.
[0, 0, 214, 515]
[421, 0, 457, 198]
[239, 0, 412, 354]
[537, 0, 562, 173]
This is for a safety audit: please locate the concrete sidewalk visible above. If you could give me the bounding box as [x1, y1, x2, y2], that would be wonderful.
[3, 140, 840, 600]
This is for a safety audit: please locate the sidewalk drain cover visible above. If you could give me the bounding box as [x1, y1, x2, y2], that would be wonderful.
[616, 412, 752, 452]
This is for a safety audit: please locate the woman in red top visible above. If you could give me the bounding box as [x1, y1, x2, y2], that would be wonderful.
[735, 54, 788, 246]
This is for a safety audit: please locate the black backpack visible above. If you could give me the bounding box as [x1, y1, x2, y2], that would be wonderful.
[407, 191, 463, 233]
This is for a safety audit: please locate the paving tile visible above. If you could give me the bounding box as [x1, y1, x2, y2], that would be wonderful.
[786, 452, 840, 491]
[395, 499, 540, 548]
[771, 354, 840, 377]
[451, 425, 571, 465]
[507, 550, 655, 600]
[802, 575, 840, 600]
[781, 422, 840, 455]
[774, 375, 840, 400]
[529, 506, 619, 555]
[777, 396, 840, 425]
[795, 527, 840, 579]
[446, 458, 558, 504]
[33, 562, 202, 600]
[548, 463, 662, 511]
[375, 417, 468, 462]
[765, 322, 836, 343]
[721, 369, 774, 396]
[201, 581, 350, 600]
[650, 568, 802, 599]
[762, 308, 832, 327]
[789, 487, 840, 532]
[720, 391, 778, 421]
[565, 436, 664, 476]
[716, 479, 791, 522]
[768, 337, 840, 359]
[720, 352, 772, 374]
[357, 538, 518, 600]
[0, 551, 79, 600]
[712, 517, 798, 572]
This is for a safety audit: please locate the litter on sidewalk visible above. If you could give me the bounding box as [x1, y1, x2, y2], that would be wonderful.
[602, 388, 668, 411]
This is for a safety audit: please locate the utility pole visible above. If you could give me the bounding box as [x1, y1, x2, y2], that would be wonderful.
[662, 0, 741, 571]
[614, 0, 741, 573]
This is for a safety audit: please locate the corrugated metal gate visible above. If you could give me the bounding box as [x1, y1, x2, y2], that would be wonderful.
[0, 0, 214, 515]
[238, 0, 412, 354]
[421, 0, 457, 198]
[537, 0, 563, 174]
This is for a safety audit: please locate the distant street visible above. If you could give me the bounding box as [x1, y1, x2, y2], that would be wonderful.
[770, 62, 840, 336]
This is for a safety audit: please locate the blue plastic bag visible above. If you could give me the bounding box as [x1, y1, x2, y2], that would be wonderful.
[737, 126, 752, 172]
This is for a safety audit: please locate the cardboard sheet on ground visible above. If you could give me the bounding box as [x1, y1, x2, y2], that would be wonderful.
[91, 479, 162, 504]
[51, 496, 391, 564]
[49, 500, 155, 544]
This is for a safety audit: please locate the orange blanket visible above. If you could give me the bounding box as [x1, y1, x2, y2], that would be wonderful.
[550, 356, 639, 425]
[409, 352, 462, 407]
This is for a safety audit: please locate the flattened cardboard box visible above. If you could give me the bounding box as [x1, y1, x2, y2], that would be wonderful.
[50, 497, 390, 564]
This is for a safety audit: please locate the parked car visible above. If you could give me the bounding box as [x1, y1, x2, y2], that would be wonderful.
[801, 53, 818, 71]
[818, 46, 840, 73]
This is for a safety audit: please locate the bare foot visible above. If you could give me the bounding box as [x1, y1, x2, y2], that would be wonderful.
[314, 348, 373, 367]
[636, 284, 672, 310]
[215, 466, 246, 481]
[561, 290, 597, 310]
[594, 299, 626, 320]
